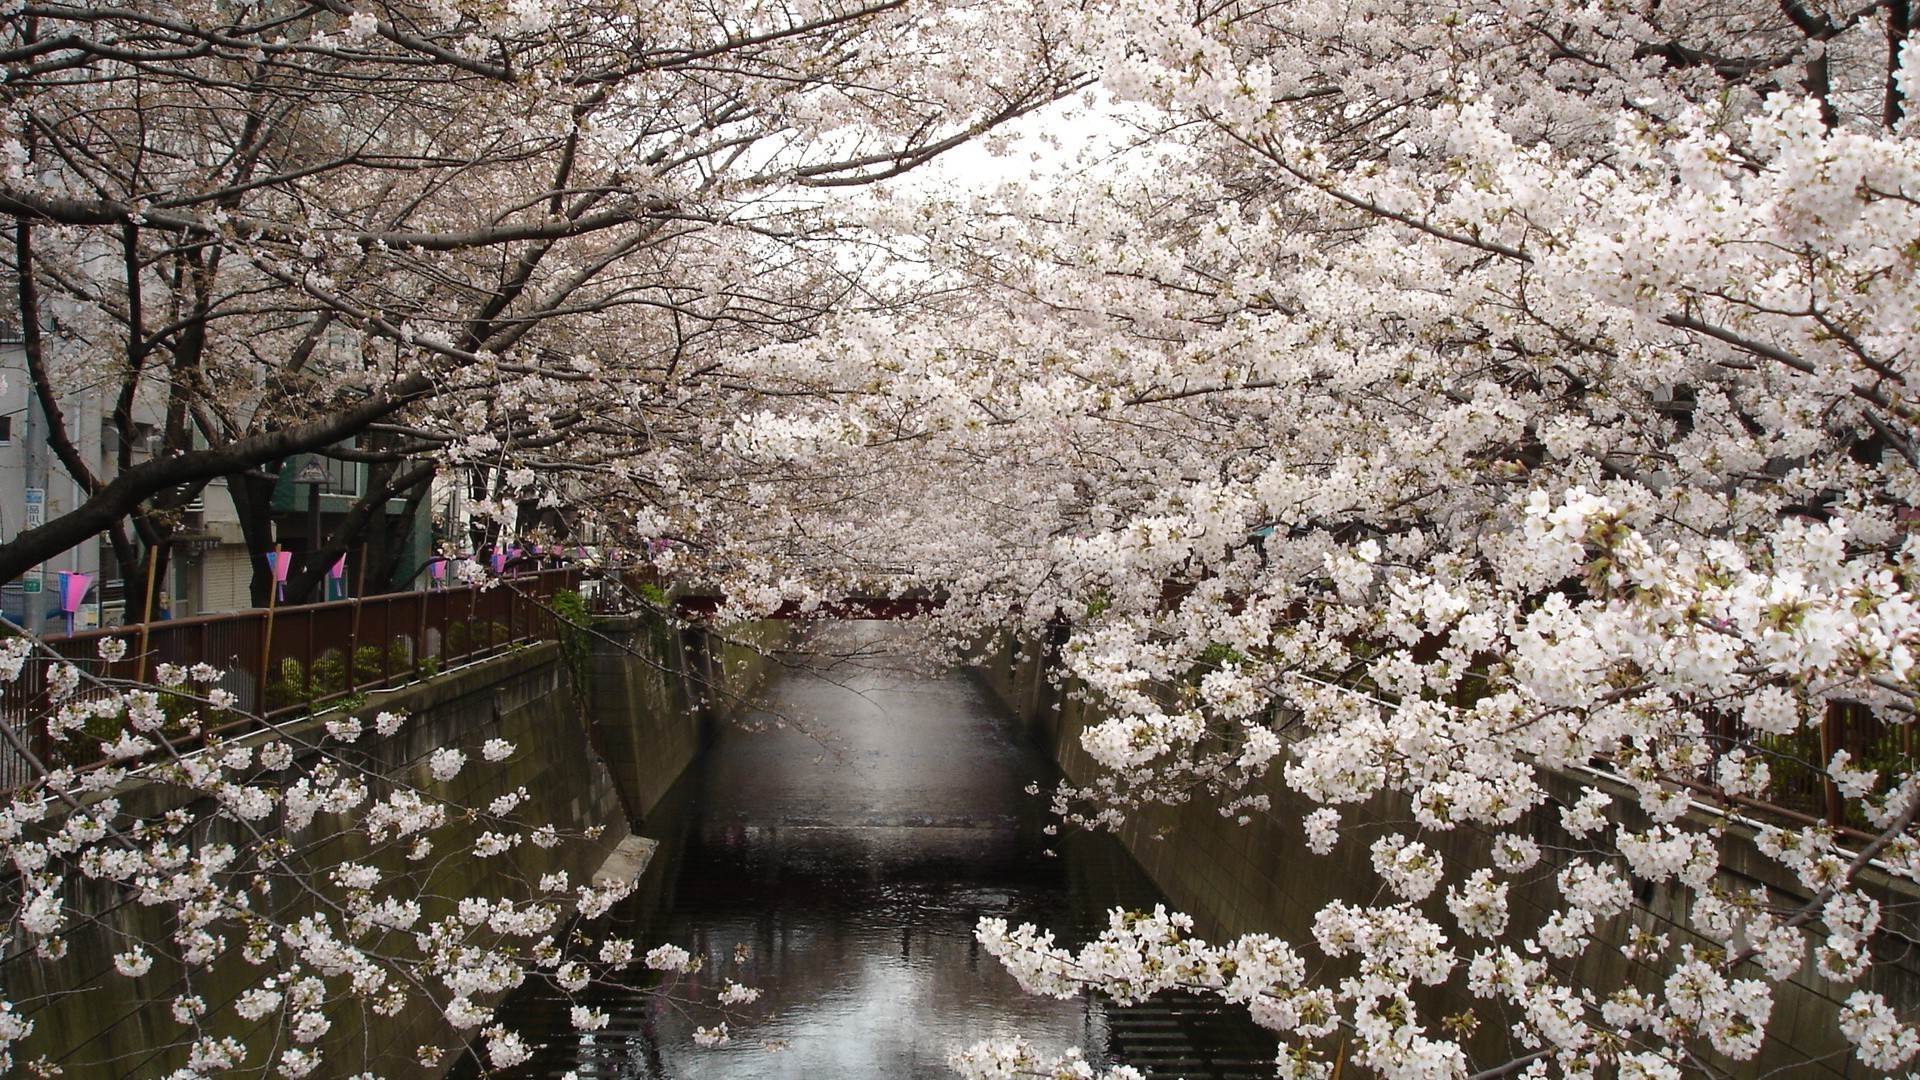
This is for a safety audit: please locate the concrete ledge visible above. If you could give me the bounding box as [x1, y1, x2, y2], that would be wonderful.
[362, 641, 562, 716]
[594, 834, 659, 888]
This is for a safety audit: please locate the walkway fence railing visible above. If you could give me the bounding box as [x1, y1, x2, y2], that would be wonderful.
[15, 562, 1900, 846]
[0, 567, 583, 791]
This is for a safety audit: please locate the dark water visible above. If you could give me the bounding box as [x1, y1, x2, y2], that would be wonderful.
[477, 625, 1277, 1078]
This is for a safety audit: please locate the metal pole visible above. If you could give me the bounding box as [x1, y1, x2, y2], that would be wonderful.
[291, 455, 329, 605]
[306, 479, 321, 596]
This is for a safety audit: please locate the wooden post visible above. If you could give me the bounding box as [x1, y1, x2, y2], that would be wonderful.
[134, 545, 159, 684]
[415, 552, 430, 680]
[1821, 701, 1846, 826]
[259, 547, 281, 715]
[348, 546, 366, 691]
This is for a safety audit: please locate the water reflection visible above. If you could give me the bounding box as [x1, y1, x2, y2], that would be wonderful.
[476, 624, 1275, 1079]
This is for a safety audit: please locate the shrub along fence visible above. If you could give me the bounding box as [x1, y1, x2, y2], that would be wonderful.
[0, 567, 583, 791]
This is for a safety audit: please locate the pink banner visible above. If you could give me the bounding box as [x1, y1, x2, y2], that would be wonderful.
[57, 571, 91, 634]
[57, 571, 91, 614]
[265, 550, 292, 600]
[491, 551, 506, 574]
[325, 554, 348, 600]
[429, 557, 447, 580]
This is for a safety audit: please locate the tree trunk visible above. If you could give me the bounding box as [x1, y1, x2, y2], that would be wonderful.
[1888, 0, 1911, 127]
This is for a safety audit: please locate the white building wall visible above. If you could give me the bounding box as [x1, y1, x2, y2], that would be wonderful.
[0, 340, 111, 633]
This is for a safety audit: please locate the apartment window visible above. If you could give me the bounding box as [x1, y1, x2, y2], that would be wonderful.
[0, 415, 13, 445]
[323, 443, 361, 497]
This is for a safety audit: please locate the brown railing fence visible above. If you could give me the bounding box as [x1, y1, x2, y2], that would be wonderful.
[0, 568, 583, 791]
[17, 561, 1900, 844]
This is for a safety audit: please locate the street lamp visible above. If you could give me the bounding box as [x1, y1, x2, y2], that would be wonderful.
[292, 457, 330, 587]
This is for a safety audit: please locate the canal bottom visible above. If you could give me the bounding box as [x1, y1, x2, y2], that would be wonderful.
[466, 626, 1278, 1078]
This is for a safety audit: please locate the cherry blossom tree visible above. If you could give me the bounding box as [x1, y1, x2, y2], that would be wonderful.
[0, 629, 771, 1077]
[17, 0, 1920, 1074]
[699, 0, 1920, 1075]
[1, 0, 1085, 603]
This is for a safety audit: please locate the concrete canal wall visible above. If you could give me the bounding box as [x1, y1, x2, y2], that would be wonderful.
[10, 608, 787, 1078]
[973, 635, 1920, 1078]
[586, 613, 793, 822]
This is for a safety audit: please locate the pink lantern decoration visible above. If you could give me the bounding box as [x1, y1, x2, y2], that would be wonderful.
[57, 571, 91, 635]
[264, 550, 292, 601]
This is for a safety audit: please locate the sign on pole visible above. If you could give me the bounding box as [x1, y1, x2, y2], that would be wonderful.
[23, 487, 44, 530]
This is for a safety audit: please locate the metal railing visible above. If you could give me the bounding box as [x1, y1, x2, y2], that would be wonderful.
[0, 567, 583, 790]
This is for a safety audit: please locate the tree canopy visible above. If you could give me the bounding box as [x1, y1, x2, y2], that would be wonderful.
[1, 0, 1082, 599]
[12, 0, 1920, 1075]
[709, 0, 1920, 1075]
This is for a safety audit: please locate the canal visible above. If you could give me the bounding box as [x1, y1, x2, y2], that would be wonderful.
[474, 623, 1277, 1078]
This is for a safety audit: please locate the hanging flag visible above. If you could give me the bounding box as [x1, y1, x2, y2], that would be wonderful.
[57, 571, 91, 635]
[264, 550, 292, 601]
[429, 557, 447, 587]
[328, 555, 347, 600]
[491, 550, 506, 574]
